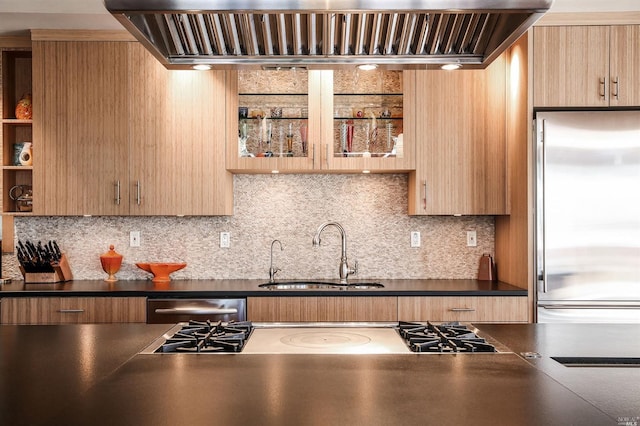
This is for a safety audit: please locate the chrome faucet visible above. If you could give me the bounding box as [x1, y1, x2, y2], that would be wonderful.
[269, 239, 283, 283]
[312, 221, 357, 284]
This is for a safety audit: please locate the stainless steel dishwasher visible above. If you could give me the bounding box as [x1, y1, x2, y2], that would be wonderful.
[146, 298, 246, 324]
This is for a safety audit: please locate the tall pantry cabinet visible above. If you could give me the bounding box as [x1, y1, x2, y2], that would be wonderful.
[32, 34, 233, 216]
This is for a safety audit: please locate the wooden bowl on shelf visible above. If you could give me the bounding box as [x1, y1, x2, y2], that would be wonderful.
[136, 262, 187, 283]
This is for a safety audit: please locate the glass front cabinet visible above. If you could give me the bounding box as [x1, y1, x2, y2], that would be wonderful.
[226, 69, 415, 173]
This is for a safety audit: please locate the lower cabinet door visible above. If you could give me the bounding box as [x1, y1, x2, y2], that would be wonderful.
[398, 296, 528, 323]
[0, 297, 147, 324]
[247, 296, 398, 322]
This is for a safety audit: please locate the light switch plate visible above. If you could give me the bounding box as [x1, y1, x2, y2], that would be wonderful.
[410, 231, 421, 248]
[130, 231, 141, 247]
[466, 231, 477, 247]
[220, 232, 230, 248]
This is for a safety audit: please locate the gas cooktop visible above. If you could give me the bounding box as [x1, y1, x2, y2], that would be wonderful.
[140, 321, 509, 355]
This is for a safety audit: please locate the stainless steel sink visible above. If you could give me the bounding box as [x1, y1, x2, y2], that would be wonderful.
[259, 281, 384, 290]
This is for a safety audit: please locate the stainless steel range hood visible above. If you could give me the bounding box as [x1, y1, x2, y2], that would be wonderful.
[105, 0, 552, 70]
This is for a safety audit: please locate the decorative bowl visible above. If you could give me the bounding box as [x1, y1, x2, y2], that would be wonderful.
[136, 262, 187, 283]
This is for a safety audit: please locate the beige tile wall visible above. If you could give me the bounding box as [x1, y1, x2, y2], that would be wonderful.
[6, 174, 494, 281]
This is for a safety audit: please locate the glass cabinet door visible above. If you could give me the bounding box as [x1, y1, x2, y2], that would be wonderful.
[229, 69, 315, 172]
[227, 69, 413, 173]
[324, 69, 413, 172]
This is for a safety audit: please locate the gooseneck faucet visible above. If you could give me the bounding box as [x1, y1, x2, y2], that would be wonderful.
[312, 221, 357, 284]
[269, 239, 284, 283]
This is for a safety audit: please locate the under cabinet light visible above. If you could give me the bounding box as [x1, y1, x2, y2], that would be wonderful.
[192, 64, 212, 70]
[357, 64, 378, 71]
[441, 63, 462, 71]
[271, 170, 280, 174]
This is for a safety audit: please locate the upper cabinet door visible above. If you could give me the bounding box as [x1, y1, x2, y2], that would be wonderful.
[227, 69, 315, 173]
[227, 69, 414, 173]
[533, 26, 610, 108]
[609, 25, 640, 107]
[409, 56, 507, 216]
[33, 41, 130, 215]
[128, 44, 233, 215]
[322, 69, 415, 172]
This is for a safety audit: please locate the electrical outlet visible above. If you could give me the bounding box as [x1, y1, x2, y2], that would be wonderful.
[130, 231, 141, 247]
[410, 231, 421, 248]
[466, 230, 477, 247]
[220, 232, 230, 248]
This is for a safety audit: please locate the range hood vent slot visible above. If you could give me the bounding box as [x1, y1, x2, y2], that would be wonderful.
[106, 0, 553, 69]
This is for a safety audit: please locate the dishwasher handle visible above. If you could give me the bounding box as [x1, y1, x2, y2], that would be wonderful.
[154, 308, 239, 315]
[146, 298, 247, 323]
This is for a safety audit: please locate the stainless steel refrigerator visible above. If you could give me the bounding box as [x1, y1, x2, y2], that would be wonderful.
[536, 111, 640, 323]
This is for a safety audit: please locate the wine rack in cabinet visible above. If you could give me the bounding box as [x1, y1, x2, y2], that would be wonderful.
[1, 49, 33, 252]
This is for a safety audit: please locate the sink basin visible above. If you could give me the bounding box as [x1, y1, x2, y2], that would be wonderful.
[259, 281, 384, 290]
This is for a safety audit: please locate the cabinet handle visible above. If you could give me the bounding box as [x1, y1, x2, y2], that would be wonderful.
[325, 144, 330, 168]
[450, 308, 475, 312]
[57, 309, 85, 314]
[312, 144, 316, 168]
[154, 308, 239, 315]
[135, 180, 141, 205]
[422, 181, 427, 210]
[612, 76, 619, 100]
[599, 77, 606, 98]
[114, 180, 121, 205]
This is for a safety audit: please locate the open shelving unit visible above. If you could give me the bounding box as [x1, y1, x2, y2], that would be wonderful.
[1, 49, 33, 253]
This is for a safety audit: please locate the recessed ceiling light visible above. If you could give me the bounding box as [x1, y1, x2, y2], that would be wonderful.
[441, 63, 462, 71]
[192, 64, 212, 71]
[357, 64, 378, 71]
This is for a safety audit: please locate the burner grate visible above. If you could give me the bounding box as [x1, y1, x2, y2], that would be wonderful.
[397, 321, 497, 353]
[158, 320, 254, 353]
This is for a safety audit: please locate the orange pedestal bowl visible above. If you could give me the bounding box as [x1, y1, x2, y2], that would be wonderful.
[136, 262, 187, 283]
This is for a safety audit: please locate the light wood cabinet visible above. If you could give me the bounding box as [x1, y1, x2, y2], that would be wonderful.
[408, 56, 507, 215]
[247, 296, 398, 322]
[32, 39, 233, 216]
[0, 296, 146, 324]
[533, 25, 640, 107]
[128, 44, 233, 215]
[33, 41, 130, 215]
[398, 296, 527, 323]
[609, 25, 640, 107]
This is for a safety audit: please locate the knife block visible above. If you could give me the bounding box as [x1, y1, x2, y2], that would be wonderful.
[19, 254, 73, 284]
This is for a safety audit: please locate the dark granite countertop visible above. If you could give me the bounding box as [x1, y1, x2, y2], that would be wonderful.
[0, 278, 527, 297]
[475, 323, 640, 421]
[1, 323, 638, 425]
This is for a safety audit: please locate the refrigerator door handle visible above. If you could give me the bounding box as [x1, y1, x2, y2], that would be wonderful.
[536, 118, 547, 293]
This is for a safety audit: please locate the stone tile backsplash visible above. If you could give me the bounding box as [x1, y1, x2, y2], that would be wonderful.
[6, 174, 494, 281]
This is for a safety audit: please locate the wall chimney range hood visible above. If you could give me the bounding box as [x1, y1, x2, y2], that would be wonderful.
[105, 0, 552, 70]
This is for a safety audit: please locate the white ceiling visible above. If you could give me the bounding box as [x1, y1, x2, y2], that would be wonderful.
[0, 0, 639, 36]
